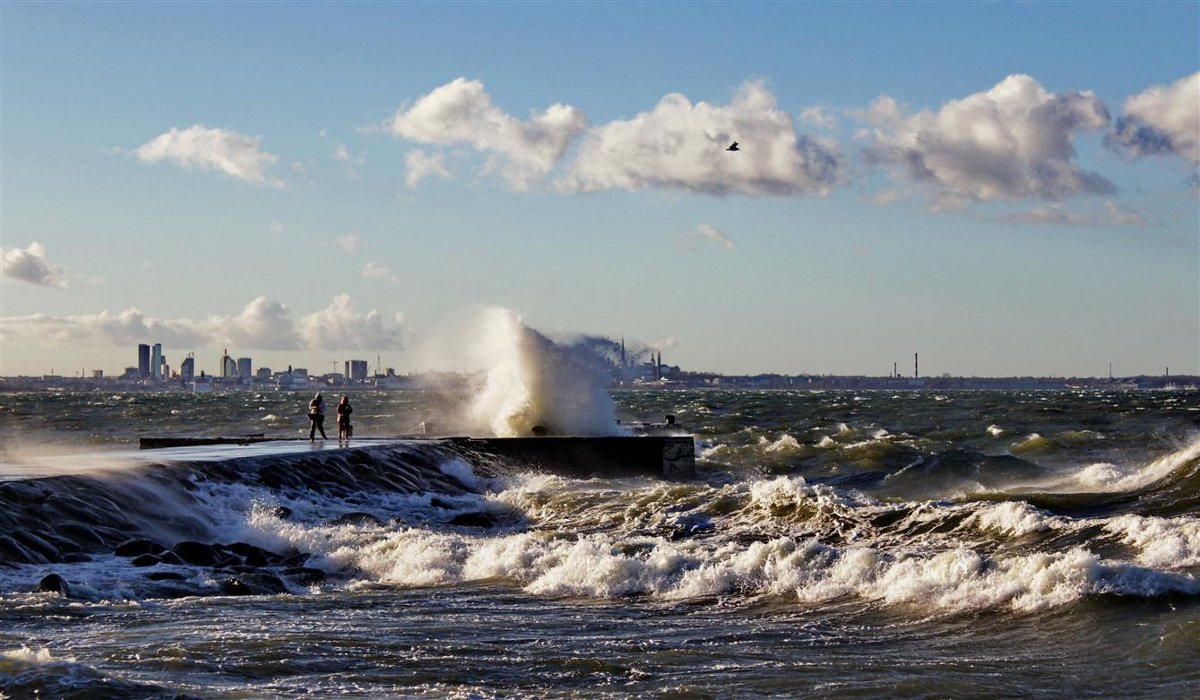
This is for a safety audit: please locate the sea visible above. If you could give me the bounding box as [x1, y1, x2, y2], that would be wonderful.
[1, 388, 1198, 699]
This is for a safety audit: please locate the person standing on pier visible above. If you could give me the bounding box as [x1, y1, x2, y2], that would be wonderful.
[308, 393, 327, 441]
[336, 395, 353, 445]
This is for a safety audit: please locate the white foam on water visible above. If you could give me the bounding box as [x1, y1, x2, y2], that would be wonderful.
[1104, 514, 1200, 568]
[0, 645, 64, 665]
[762, 434, 803, 454]
[437, 457, 492, 491]
[1011, 433, 1048, 454]
[298, 518, 1200, 613]
[1051, 437, 1200, 494]
[965, 501, 1061, 537]
[987, 424, 1004, 437]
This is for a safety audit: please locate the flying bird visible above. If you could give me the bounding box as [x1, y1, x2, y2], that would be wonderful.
[726, 141, 740, 151]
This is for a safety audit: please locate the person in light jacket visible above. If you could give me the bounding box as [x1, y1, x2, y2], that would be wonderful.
[308, 393, 327, 440]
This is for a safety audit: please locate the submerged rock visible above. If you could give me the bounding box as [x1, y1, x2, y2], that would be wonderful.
[219, 578, 254, 596]
[146, 571, 187, 581]
[37, 573, 70, 597]
[331, 512, 384, 527]
[131, 554, 161, 567]
[115, 538, 167, 558]
[284, 567, 326, 586]
[225, 542, 281, 567]
[448, 512, 499, 528]
[174, 541, 220, 566]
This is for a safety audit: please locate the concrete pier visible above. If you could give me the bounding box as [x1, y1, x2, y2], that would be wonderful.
[138, 435, 697, 480]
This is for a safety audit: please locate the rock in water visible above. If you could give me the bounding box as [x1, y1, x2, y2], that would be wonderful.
[174, 541, 220, 566]
[448, 512, 499, 528]
[37, 573, 70, 597]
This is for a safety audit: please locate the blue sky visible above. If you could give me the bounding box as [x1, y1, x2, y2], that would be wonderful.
[2, 2, 1197, 378]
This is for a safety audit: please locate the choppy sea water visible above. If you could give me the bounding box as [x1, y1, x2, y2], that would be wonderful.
[1, 389, 1198, 698]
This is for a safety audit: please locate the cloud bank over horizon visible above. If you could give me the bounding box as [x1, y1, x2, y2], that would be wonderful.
[0, 294, 408, 353]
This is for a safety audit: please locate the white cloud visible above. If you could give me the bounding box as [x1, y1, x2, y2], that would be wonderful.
[201, 296, 300, 350]
[335, 234, 360, 252]
[298, 294, 407, 351]
[1107, 72, 1200, 167]
[800, 105, 838, 130]
[268, 221, 285, 235]
[1, 307, 205, 348]
[135, 125, 281, 185]
[561, 80, 841, 196]
[2, 242, 67, 288]
[1, 294, 406, 352]
[388, 77, 586, 190]
[405, 149, 453, 188]
[857, 75, 1114, 207]
[362, 261, 400, 284]
[993, 201, 1147, 227]
[679, 224, 735, 251]
[333, 144, 366, 180]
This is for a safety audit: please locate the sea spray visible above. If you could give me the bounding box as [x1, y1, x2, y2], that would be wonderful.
[467, 308, 623, 437]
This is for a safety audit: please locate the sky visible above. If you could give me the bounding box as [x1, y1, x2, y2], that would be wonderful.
[2, 1, 1198, 379]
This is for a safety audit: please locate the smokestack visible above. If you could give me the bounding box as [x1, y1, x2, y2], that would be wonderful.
[914, 353, 919, 379]
[893, 361, 897, 378]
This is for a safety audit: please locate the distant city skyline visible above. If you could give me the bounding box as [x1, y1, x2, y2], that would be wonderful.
[2, 3, 1197, 378]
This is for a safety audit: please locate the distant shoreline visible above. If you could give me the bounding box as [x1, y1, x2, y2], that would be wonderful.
[1, 373, 1193, 393]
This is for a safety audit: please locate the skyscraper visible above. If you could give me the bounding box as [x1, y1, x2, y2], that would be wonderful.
[180, 355, 195, 383]
[151, 343, 163, 380]
[138, 344, 150, 378]
[237, 357, 252, 379]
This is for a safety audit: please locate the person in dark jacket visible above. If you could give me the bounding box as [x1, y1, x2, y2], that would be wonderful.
[308, 393, 327, 440]
[336, 395, 353, 444]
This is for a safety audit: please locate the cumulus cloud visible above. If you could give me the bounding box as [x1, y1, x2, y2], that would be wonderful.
[561, 80, 841, 196]
[993, 201, 1147, 227]
[800, 105, 838, 130]
[678, 223, 734, 251]
[405, 149, 453, 188]
[1107, 72, 1200, 167]
[135, 125, 281, 185]
[362, 261, 400, 284]
[857, 75, 1114, 207]
[298, 294, 407, 351]
[1, 295, 406, 352]
[335, 234, 360, 252]
[388, 77, 586, 190]
[2, 242, 67, 288]
[203, 296, 300, 350]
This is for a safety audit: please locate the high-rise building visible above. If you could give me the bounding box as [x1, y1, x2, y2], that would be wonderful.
[180, 355, 195, 383]
[237, 357, 252, 378]
[151, 343, 163, 380]
[347, 360, 368, 381]
[138, 344, 151, 378]
[220, 349, 237, 378]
